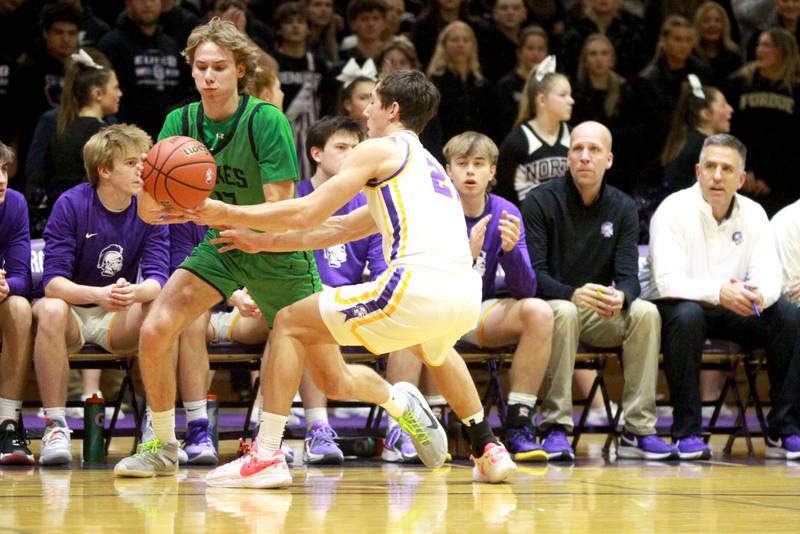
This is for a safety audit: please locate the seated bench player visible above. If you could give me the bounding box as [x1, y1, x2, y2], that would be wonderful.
[33, 124, 169, 466]
[649, 133, 800, 460]
[387, 131, 553, 463]
[0, 141, 35, 465]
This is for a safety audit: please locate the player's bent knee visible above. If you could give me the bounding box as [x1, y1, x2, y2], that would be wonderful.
[32, 298, 70, 329]
[519, 298, 554, 329]
[4, 295, 32, 323]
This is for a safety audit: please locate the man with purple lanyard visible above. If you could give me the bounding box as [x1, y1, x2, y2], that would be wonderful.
[33, 124, 169, 466]
[0, 141, 35, 465]
[295, 115, 387, 464]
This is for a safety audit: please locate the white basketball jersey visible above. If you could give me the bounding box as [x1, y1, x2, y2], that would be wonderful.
[364, 130, 472, 272]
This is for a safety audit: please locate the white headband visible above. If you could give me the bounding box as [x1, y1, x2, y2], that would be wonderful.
[336, 58, 378, 88]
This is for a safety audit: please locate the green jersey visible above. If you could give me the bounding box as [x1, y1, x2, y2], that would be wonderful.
[158, 94, 299, 207]
[159, 94, 320, 325]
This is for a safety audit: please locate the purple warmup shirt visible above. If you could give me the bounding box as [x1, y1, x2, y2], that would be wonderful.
[0, 188, 31, 297]
[296, 179, 386, 286]
[43, 183, 169, 290]
[466, 193, 536, 300]
[169, 222, 208, 274]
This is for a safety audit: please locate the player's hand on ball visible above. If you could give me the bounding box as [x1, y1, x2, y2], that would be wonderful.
[211, 227, 271, 254]
[186, 198, 230, 226]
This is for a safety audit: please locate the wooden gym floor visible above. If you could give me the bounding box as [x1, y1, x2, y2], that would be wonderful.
[2, 435, 800, 533]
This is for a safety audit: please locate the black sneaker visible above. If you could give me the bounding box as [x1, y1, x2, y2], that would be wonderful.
[0, 419, 34, 465]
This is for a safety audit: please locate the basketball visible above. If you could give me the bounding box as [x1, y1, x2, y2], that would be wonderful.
[142, 136, 217, 210]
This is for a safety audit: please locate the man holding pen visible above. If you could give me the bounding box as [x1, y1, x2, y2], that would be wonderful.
[648, 133, 800, 460]
[522, 121, 674, 461]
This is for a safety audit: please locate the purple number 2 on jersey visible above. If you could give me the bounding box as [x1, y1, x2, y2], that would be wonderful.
[427, 158, 457, 199]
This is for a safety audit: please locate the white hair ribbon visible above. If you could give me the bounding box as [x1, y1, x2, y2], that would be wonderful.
[688, 74, 705, 99]
[336, 58, 378, 88]
[534, 55, 557, 82]
[70, 49, 103, 70]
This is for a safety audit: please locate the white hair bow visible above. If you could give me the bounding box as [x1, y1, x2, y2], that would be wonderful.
[688, 74, 705, 99]
[534, 55, 557, 82]
[70, 49, 103, 70]
[336, 58, 378, 88]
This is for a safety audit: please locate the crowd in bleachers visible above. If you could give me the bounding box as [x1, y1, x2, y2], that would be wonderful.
[2, 0, 800, 469]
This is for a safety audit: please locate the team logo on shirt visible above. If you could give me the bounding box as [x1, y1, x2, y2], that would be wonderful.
[601, 222, 614, 238]
[97, 244, 124, 277]
[732, 231, 743, 246]
[325, 245, 347, 268]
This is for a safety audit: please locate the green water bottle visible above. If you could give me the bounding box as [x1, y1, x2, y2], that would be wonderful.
[83, 394, 105, 464]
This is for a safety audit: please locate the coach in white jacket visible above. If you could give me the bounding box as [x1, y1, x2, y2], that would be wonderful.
[648, 133, 800, 461]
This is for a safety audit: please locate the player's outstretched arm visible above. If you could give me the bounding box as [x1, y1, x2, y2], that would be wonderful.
[191, 139, 399, 232]
[211, 205, 378, 253]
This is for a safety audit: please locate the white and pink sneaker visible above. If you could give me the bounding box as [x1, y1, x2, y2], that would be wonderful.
[471, 442, 517, 484]
[206, 442, 292, 489]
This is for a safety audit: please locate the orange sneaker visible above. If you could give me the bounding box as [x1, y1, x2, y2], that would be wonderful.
[206, 443, 292, 489]
[471, 442, 517, 483]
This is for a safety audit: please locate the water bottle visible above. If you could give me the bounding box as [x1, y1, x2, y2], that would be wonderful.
[83, 394, 105, 464]
[207, 393, 219, 450]
[337, 436, 379, 457]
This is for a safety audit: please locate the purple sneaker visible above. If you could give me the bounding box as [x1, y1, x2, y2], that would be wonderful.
[540, 425, 575, 461]
[303, 421, 344, 465]
[381, 424, 420, 463]
[674, 435, 712, 460]
[617, 430, 677, 460]
[766, 434, 800, 460]
[183, 418, 218, 465]
[505, 426, 548, 462]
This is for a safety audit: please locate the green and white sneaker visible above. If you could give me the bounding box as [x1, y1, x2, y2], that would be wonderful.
[113, 439, 179, 478]
[393, 382, 448, 468]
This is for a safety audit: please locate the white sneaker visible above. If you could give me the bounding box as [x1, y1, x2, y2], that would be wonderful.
[702, 404, 734, 419]
[471, 442, 517, 484]
[206, 442, 292, 489]
[393, 382, 448, 468]
[40, 419, 73, 466]
[114, 440, 179, 477]
[585, 401, 623, 427]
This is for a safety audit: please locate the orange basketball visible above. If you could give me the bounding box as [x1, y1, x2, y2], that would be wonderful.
[142, 136, 216, 210]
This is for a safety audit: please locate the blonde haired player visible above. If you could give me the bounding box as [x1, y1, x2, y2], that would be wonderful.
[192, 70, 517, 487]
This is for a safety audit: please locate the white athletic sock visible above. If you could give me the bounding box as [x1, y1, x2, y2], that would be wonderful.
[305, 408, 329, 429]
[150, 409, 177, 444]
[461, 409, 485, 427]
[44, 407, 67, 422]
[507, 392, 537, 408]
[0, 397, 22, 422]
[379, 385, 409, 419]
[183, 399, 208, 424]
[256, 412, 288, 456]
